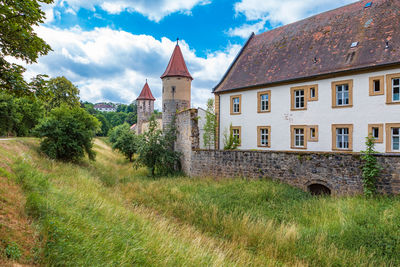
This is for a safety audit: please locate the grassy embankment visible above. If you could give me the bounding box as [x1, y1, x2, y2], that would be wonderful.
[0, 138, 399, 266]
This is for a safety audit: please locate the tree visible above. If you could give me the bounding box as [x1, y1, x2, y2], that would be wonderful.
[361, 135, 382, 196]
[95, 113, 111, 136]
[45, 77, 80, 111]
[0, 0, 53, 94]
[108, 123, 137, 162]
[34, 106, 100, 161]
[203, 98, 216, 149]
[14, 96, 45, 136]
[0, 92, 20, 136]
[134, 116, 180, 176]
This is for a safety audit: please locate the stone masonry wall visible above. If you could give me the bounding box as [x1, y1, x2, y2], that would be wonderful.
[189, 150, 400, 195]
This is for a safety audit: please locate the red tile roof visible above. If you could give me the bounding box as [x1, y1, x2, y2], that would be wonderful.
[136, 81, 155, 101]
[161, 44, 193, 80]
[214, 0, 400, 93]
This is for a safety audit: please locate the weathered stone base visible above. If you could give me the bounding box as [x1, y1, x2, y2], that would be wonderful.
[189, 149, 400, 195]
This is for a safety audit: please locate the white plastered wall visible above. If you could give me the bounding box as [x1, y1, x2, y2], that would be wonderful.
[219, 68, 400, 153]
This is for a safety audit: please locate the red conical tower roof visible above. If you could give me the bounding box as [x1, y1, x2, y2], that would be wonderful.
[136, 81, 155, 101]
[161, 43, 193, 80]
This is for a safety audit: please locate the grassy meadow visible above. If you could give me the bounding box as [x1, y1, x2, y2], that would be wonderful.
[0, 138, 399, 266]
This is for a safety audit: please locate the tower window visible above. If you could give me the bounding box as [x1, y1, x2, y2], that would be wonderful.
[172, 86, 176, 93]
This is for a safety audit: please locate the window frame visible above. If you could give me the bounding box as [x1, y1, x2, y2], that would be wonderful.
[230, 126, 241, 147]
[290, 86, 307, 111]
[386, 73, 400, 105]
[385, 123, 400, 153]
[290, 125, 307, 149]
[308, 85, 319, 101]
[331, 124, 353, 151]
[369, 76, 384, 96]
[257, 126, 271, 148]
[257, 90, 271, 113]
[368, 124, 384, 143]
[307, 125, 319, 142]
[331, 80, 353, 108]
[230, 95, 242, 115]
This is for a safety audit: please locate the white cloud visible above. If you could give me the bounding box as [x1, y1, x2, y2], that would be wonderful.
[25, 26, 240, 109]
[229, 0, 358, 38]
[54, 0, 211, 22]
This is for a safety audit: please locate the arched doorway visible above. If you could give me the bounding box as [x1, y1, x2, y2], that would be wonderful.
[308, 183, 331, 196]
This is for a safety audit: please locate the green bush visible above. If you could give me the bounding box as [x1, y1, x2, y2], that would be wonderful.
[361, 135, 382, 196]
[5, 242, 21, 260]
[34, 106, 100, 161]
[108, 123, 137, 162]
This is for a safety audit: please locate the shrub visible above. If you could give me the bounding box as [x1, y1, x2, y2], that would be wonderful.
[5, 242, 21, 260]
[203, 98, 216, 149]
[108, 123, 137, 162]
[134, 115, 180, 176]
[361, 135, 382, 196]
[223, 124, 239, 150]
[34, 106, 100, 161]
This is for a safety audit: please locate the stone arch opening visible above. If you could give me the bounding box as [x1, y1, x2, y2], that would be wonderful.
[308, 183, 331, 196]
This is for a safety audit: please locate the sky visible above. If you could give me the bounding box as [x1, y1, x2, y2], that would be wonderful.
[25, 0, 358, 110]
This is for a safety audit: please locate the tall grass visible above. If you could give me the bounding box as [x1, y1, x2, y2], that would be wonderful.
[2, 138, 400, 266]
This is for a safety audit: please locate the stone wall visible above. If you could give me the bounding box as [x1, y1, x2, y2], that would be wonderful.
[189, 149, 400, 195]
[174, 108, 400, 195]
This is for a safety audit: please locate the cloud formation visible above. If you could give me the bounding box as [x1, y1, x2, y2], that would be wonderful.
[47, 0, 211, 22]
[25, 26, 240, 109]
[229, 0, 358, 38]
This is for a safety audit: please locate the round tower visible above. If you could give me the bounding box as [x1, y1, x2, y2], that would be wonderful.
[161, 40, 193, 131]
[136, 80, 155, 134]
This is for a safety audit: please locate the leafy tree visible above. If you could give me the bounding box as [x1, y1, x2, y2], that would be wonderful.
[14, 96, 45, 136]
[0, 92, 20, 136]
[34, 106, 100, 161]
[95, 113, 111, 136]
[0, 0, 53, 94]
[104, 112, 128, 128]
[125, 112, 137, 125]
[108, 123, 137, 162]
[46, 76, 80, 111]
[134, 116, 180, 176]
[223, 124, 239, 150]
[203, 98, 217, 149]
[361, 135, 382, 196]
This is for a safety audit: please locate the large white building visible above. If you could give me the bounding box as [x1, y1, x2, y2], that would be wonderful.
[213, 0, 400, 154]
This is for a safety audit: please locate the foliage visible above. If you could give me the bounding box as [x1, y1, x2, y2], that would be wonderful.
[14, 96, 45, 136]
[361, 135, 382, 196]
[108, 123, 137, 162]
[4, 242, 22, 260]
[94, 113, 111, 136]
[45, 76, 80, 111]
[203, 98, 217, 149]
[223, 124, 239, 150]
[34, 106, 100, 161]
[0, 92, 20, 136]
[134, 115, 180, 176]
[0, 0, 53, 94]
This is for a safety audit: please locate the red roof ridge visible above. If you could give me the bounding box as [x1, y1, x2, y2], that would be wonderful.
[136, 81, 155, 101]
[161, 44, 193, 80]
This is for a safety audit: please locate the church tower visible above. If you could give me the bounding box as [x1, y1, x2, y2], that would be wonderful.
[161, 40, 193, 131]
[136, 80, 155, 134]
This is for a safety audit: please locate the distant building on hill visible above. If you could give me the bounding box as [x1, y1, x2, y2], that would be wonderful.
[94, 103, 116, 112]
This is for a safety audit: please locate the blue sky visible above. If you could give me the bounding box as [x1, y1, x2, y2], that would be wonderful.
[25, 0, 357, 109]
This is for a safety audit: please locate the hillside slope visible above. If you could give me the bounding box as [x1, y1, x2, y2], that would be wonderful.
[0, 138, 399, 266]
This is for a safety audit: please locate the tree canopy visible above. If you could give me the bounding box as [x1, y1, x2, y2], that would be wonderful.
[0, 0, 53, 94]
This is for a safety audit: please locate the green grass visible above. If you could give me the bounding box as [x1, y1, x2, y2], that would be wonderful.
[0, 138, 399, 266]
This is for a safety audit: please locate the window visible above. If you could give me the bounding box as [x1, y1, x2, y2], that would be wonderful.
[257, 126, 271, 147]
[308, 125, 319, 142]
[332, 80, 353, 108]
[230, 126, 241, 146]
[385, 123, 400, 153]
[386, 73, 400, 104]
[308, 85, 319, 101]
[369, 76, 384, 96]
[257, 90, 271, 113]
[368, 124, 383, 143]
[230, 95, 242, 115]
[290, 87, 307, 110]
[290, 125, 307, 149]
[332, 124, 353, 151]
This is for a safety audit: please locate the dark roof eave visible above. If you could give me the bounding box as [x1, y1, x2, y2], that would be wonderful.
[212, 32, 255, 93]
[213, 62, 400, 94]
[160, 74, 193, 80]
